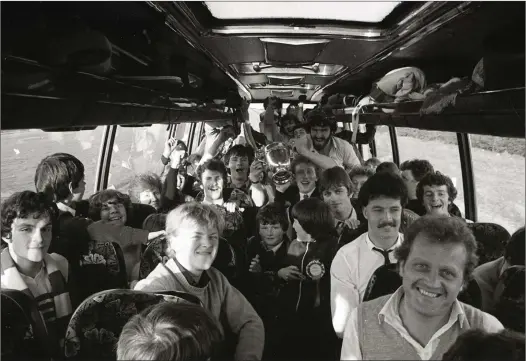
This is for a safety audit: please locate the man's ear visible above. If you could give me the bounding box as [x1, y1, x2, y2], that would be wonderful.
[68, 181, 75, 194]
[362, 206, 369, 221]
[398, 261, 406, 277]
[2, 234, 12, 244]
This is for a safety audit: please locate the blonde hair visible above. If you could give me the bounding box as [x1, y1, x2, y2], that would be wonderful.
[166, 202, 225, 237]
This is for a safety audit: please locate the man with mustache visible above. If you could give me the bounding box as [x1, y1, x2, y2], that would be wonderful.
[340, 216, 503, 360]
[292, 110, 360, 172]
[330, 172, 406, 338]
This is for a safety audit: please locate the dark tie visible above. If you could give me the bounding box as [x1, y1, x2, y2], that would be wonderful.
[302, 194, 308, 199]
[373, 247, 393, 265]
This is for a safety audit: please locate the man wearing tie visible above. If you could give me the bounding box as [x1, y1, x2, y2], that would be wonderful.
[329, 172, 407, 338]
[319, 167, 364, 251]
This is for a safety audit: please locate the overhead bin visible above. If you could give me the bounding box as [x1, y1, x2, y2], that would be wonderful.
[333, 88, 525, 138]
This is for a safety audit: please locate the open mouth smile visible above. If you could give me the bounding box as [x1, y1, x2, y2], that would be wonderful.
[417, 287, 441, 298]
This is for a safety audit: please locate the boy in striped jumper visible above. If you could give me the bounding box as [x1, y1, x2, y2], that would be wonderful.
[1, 191, 75, 355]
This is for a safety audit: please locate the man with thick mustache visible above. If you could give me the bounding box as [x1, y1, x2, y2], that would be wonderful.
[330, 172, 406, 338]
[340, 216, 503, 360]
[292, 110, 360, 171]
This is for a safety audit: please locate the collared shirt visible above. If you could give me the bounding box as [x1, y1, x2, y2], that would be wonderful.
[56, 202, 76, 216]
[331, 231, 403, 337]
[336, 208, 358, 235]
[314, 135, 360, 171]
[299, 188, 316, 200]
[172, 257, 210, 288]
[340, 287, 504, 360]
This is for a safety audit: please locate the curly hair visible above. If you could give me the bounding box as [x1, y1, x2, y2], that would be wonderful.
[34, 153, 85, 202]
[128, 173, 162, 203]
[400, 159, 434, 182]
[88, 189, 133, 223]
[395, 215, 479, 281]
[416, 171, 458, 203]
[358, 171, 408, 208]
[256, 202, 289, 232]
[196, 159, 228, 187]
[1, 191, 58, 239]
[305, 110, 338, 133]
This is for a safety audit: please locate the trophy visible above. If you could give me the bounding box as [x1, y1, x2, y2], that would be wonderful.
[263, 142, 293, 185]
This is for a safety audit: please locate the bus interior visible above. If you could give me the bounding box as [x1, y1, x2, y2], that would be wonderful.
[1, 1, 525, 359]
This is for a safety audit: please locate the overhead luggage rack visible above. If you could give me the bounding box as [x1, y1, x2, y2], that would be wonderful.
[333, 87, 525, 138]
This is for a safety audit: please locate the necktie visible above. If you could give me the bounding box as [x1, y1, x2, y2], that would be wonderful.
[372, 247, 393, 265]
[303, 194, 309, 199]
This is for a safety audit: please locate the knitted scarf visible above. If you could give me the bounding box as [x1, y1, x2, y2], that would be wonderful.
[1, 248, 72, 350]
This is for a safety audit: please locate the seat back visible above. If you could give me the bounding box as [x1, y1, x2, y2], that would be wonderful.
[493, 265, 525, 333]
[457, 278, 483, 309]
[400, 208, 420, 234]
[64, 289, 201, 360]
[468, 223, 510, 265]
[362, 264, 402, 302]
[78, 241, 128, 300]
[1, 289, 52, 360]
[139, 236, 237, 283]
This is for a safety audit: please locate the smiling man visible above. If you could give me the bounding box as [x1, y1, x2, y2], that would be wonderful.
[340, 216, 503, 360]
[1, 191, 74, 354]
[330, 172, 406, 337]
[293, 111, 360, 171]
[417, 171, 463, 218]
[135, 202, 265, 361]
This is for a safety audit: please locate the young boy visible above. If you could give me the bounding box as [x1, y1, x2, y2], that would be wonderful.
[279, 198, 339, 360]
[134, 202, 265, 361]
[87, 190, 165, 283]
[245, 203, 290, 359]
[1, 191, 74, 354]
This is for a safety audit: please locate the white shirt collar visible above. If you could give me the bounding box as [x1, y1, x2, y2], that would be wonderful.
[365, 233, 402, 252]
[299, 188, 316, 199]
[56, 202, 76, 216]
[378, 287, 467, 328]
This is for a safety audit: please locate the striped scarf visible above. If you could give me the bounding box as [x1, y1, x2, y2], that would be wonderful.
[1, 248, 73, 350]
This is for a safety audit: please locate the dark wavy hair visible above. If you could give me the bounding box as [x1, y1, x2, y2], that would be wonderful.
[1, 191, 58, 239]
[319, 166, 352, 196]
[305, 110, 338, 133]
[358, 171, 408, 208]
[88, 189, 133, 223]
[400, 159, 434, 181]
[395, 215, 478, 281]
[196, 159, 228, 188]
[280, 114, 300, 136]
[291, 198, 337, 242]
[223, 145, 255, 166]
[34, 153, 85, 202]
[416, 171, 458, 203]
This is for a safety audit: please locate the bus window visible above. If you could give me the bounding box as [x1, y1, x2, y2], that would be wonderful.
[1, 127, 105, 202]
[372, 126, 393, 162]
[470, 134, 525, 233]
[107, 125, 169, 192]
[396, 128, 466, 217]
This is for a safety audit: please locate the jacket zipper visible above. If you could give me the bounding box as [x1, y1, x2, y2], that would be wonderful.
[296, 242, 310, 312]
